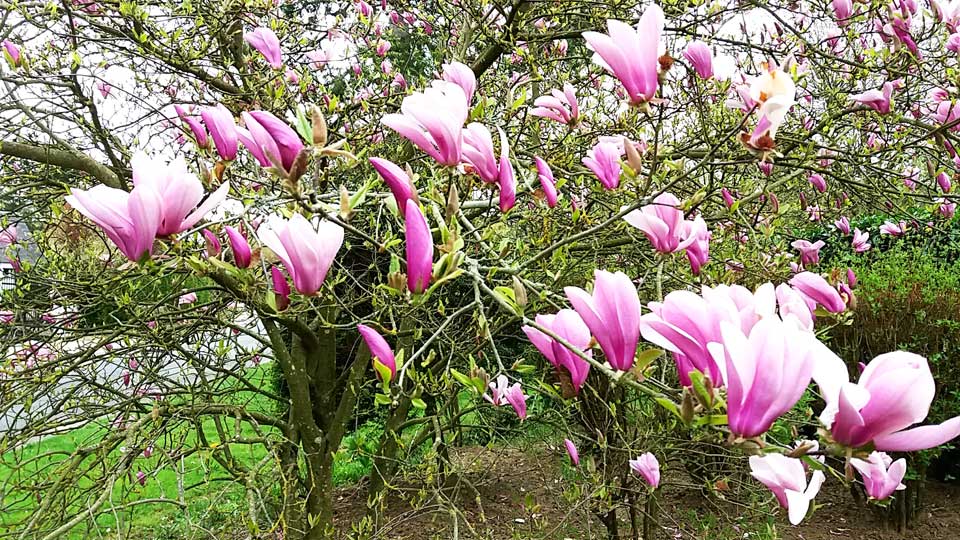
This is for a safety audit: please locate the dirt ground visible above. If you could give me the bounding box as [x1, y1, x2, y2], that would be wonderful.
[332, 445, 960, 539]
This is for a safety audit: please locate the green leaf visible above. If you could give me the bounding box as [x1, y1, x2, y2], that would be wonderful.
[655, 397, 681, 419]
[450, 369, 474, 390]
[411, 398, 427, 410]
[374, 393, 391, 406]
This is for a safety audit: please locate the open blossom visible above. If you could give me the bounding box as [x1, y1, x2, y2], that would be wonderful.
[485, 375, 528, 420]
[0, 225, 18, 247]
[306, 50, 328, 69]
[178, 292, 197, 305]
[745, 64, 796, 149]
[130, 153, 229, 236]
[789, 272, 846, 313]
[244, 27, 282, 68]
[523, 309, 593, 394]
[819, 351, 960, 451]
[531, 84, 580, 125]
[441, 61, 477, 105]
[497, 131, 516, 212]
[850, 452, 907, 501]
[565, 270, 641, 371]
[707, 317, 819, 438]
[357, 324, 397, 382]
[583, 140, 622, 189]
[850, 82, 895, 114]
[940, 199, 958, 218]
[791, 239, 824, 267]
[623, 193, 700, 255]
[534, 157, 558, 208]
[683, 41, 713, 79]
[749, 454, 824, 525]
[629, 453, 660, 488]
[238, 111, 306, 176]
[879, 220, 908, 236]
[66, 184, 161, 262]
[582, 4, 664, 106]
[834, 216, 850, 235]
[461, 123, 503, 183]
[258, 214, 344, 296]
[852, 228, 871, 252]
[382, 80, 468, 167]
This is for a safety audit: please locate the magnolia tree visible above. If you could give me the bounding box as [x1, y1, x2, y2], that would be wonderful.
[2, 0, 960, 538]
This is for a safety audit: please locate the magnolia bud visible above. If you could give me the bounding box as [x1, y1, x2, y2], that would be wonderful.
[624, 139, 643, 173]
[445, 182, 460, 220]
[680, 389, 695, 425]
[387, 271, 407, 292]
[339, 185, 353, 220]
[511, 275, 528, 307]
[311, 105, 328, 147]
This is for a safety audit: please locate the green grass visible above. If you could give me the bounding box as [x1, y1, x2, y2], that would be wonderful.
[0, 365, 382, 539]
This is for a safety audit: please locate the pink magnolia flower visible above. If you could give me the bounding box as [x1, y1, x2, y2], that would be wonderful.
[721, 188, 736, 209]
[238, 111, 306, 176]
[485, 375, 528, 421]
[707, 316, 819, 438]
[225, 226, 252, 268]
[531, 83, 580, 125]
[271, 266, 291, 311]
[749, 454, 824, 525]
[832, 0, 853, 24]
[358, 324, 397, 382]
[130, 153, 229, 236]
[382, 81, 468, 167]
[174, 105, 209, 149]
[807, 174, 827, 193]
[96, 81, 112, 98]
[258, 214, 344, 296]
[200, 104, 239, 161]
[356, 0, 372, 17]
[582, 140, 622, 189]
[746, 66, 796, 148]
[0, 225, 17, 247]
[404, 201, 433, 293]
[136, 471, 147, 486]
[564, 439, 580, 466]
[522, 309, 592, 394]
[684, 216, 711, 276]
[624, 193, 696, 254]
[834, 216, 850, 235]
[306, 50, 328, 69]
[461, 123, 502, 183]
[939, 200, 957, 218]
[178, 292, 197, 305]
[683, 41, 713, 79]
[244, 27, 283, 68]
[375, 39, 391, 56]
[820, 351, 960, 451]
[497, 130, 516, 212]
[879, 220, 908, 236]
[938, 171, 953, 193]
[789, 272, 846, 313]
[850, 452, 907, 501]
[441, 61, 477, 105]
[629, 453, 660, 488]
[65, 184, 162, 262]
[564, 270, 641, 371]
[0, 311, 14, 324]
[852, 228, 871, 252]
[534, 157, 558, 208]
[582, 5, 664, 106]
[2, 40, 22, 67]
[369, 157, 417, 212]
[850, 82, 895, 114]
[791, 239, 825, 267]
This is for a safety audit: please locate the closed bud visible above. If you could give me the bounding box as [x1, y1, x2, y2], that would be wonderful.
[339, 185, 353, 220]
[213, 161, 227, 182]
[624, 139, 644, 173]
[286, 148, 310, 192]
[387, 271, 407, 292]
[446, 182, 460, 220]
[680, 388, 695, 425]
[511, 275, 528, 307]
[311, 105, 328, 147]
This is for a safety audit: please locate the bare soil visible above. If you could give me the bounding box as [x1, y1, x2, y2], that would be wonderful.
[332, 445, 960, 539]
